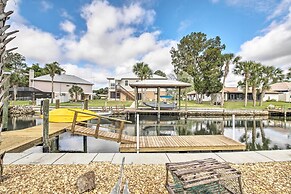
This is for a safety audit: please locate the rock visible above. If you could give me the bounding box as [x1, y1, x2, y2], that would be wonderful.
[76, 171, 96, 193]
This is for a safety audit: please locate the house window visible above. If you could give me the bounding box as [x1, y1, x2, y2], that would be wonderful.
[125, 80, 129, 86]
[110, 83, 115, 89]
[110, 92, 120, 99]
[138, 93, 142, 100]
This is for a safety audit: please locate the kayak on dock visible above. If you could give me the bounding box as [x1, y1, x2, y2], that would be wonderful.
[42, 108, 111, 123]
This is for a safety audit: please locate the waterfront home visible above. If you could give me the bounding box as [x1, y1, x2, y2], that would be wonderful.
[270, 82, 291, 102]
[107, 73, 167, 101]
[29, 70, 94, 102]
[187, 87, 280, 102]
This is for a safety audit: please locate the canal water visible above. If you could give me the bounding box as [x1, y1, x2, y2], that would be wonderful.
[5, 115, 291, 153]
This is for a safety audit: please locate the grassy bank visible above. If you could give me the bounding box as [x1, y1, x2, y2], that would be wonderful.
[9, 99, 291, 110]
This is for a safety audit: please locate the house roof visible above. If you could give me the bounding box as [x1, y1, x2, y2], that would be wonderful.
[107, 72, 167, 80]
[32, 74, 93, 85]
[129, 79, 191, 88]
[270, 82, 291, 91]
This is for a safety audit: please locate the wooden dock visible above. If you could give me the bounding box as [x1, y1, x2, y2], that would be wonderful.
[120, 135, 246, 152]
[0, 123, 69, 153]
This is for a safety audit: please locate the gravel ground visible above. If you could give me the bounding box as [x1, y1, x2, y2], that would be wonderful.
[0, 161, 290, 193]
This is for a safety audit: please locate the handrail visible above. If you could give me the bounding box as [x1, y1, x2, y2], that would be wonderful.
[67, 109, 132, 123]
[117, 84, 135, 100]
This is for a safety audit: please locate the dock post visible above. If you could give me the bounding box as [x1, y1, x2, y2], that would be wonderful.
[232, 114, 235, 139]
[83, 136, 88, 153]
[157, 87, 161, 123]
[55, 99, 60, 109]
[84, 99, 88, 110]
[136, 113, 140, 153]
[43, 99, 50, 153]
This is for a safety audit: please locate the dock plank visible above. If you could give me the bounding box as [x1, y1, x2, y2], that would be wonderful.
[120, 135, 246, 152]
[0, 123, 70, 153]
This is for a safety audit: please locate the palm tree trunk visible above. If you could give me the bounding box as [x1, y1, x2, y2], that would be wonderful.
[244, 76, 248, 107]
[51, 77, 54, 103]
[260, 90, 266, 106]
[13, 85, 17, 101]
[221, 75, 226, 107]
[252, 118, 256, 151]
[252, 84, 257, 107]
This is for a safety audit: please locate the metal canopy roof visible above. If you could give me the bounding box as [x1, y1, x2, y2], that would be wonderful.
[129, 79, 191, 88]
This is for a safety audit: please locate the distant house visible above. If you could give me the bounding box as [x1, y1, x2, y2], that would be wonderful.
[270, 82, 291, 102]
[29, 70, 94, 102]
[187, 87, 280, 102]
[107, 73, 167, 101]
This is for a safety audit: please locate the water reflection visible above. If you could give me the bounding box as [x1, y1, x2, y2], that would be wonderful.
[6, 116, 291, 152]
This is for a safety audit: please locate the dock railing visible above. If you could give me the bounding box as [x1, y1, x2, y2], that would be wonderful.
[68, 109, 131, 143]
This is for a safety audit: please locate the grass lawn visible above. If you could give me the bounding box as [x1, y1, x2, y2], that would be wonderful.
[183, 100, 291, 110]
[9, 99, 291, 110]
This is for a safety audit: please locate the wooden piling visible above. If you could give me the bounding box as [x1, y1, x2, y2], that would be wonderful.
[43, 99, 50, 153]
[55, 99, 60, 109]
[84, 99, 88, 110]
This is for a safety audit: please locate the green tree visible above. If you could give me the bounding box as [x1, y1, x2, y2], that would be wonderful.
[43, 62, 65, 103]
[154, 70, 166, 78]
[69, 85, 84, 102]
[233, 61, 253, 107]
[221, 54, 240, 107]
[133, 62, 153, 80]
[26, 63, 46, 78]
[259, 66, 283, 106]
[4, 52, 27, 101]
[286, 67, 291, 81]
[170, 32, 225, 103]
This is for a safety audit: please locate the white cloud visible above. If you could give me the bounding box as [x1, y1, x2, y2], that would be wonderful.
[268, 0, 291, 20]
[60, 20, 76, 34]
[6, 0, 175, 88]
[238, 7, 291, 70]
[40, 0, 53, 12]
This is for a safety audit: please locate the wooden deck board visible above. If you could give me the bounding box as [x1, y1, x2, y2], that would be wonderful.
[120, 135, 246, 152]
[0, 123, 70, 153]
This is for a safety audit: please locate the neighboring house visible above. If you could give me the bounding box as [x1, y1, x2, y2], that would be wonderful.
[29, 70, 94, 102]
[107, 73, 167, 101]
[187, 87, 280, 102]
[270, 82, 291, 102]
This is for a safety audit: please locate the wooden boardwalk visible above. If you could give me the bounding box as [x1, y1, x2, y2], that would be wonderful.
[120, 135, 246, 152]
[0, 123, 69, 153]
[72, 125, 136, 143]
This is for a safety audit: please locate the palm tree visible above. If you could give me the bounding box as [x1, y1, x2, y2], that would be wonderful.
[221, 54, 240, 107]
[249, 62, 262, 107]
[154, 70, 167, 78]
[233, 61, 253, 107]
[259, 66, 284, 106]
[43, 62, 65, 103]
[68, 85, 84, 102]
[133, 62, 153, 80]
[286, 67, 291, 81]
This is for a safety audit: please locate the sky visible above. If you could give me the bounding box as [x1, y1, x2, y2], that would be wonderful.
[5, 0, 291, 89]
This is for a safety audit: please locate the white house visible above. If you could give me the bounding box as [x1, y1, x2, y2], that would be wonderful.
[107, 73, 167, 101]
[270, 82, 291, 102]
[29, 70, 94, 102]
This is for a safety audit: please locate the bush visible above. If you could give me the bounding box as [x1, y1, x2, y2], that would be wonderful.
[266, 99, 277, 102]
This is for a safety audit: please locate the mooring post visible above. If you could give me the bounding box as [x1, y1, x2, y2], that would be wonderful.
[55, 99, 60, 109]
[43, 99, 50, 153]
[83, 136, 87, 153]
[232, 114, 235, 139]
[136, 113, 140, 153]
[84, 99, 88, 110]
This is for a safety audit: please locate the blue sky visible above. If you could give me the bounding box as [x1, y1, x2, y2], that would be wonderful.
[6, 0, 291, 88]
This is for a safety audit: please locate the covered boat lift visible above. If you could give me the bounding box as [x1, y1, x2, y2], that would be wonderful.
[129, 79, 191, 120]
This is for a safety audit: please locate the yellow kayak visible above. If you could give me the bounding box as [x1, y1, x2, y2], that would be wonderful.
[42, 108, 97, 123]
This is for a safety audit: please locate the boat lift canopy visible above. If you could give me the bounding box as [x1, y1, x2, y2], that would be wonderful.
[129, 79, 191, 110]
